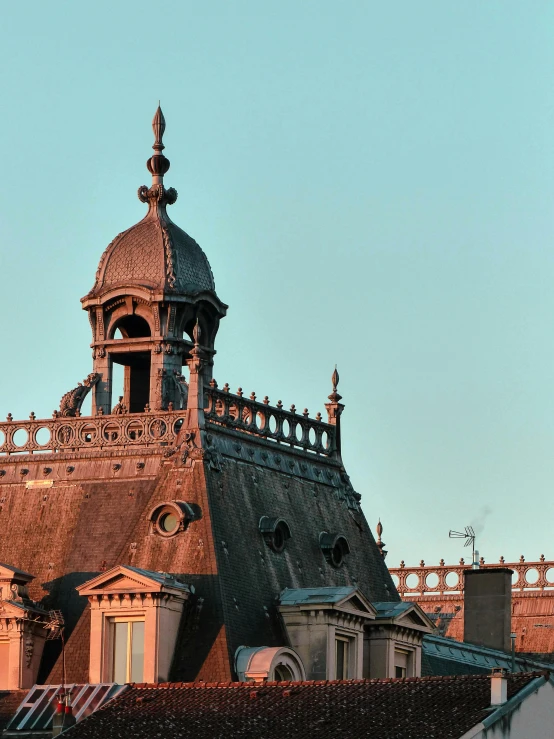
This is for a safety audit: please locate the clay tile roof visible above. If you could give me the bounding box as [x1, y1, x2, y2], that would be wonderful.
[60, 673, 546, 739]
[0, 691, 28, 733]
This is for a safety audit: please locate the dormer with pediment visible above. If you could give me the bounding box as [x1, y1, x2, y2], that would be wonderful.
[0, 564, 50, 690]
[77, 565, 191, 684]
[278, 586, 377, 680]
[365, 601, 434, 679]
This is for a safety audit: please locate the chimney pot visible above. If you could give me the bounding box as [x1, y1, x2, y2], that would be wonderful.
[490, 667, 508, 706]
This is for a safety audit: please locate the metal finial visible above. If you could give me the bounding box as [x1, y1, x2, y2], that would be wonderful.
[193, 319, 201, 346]
[152, 105, 166, 151]
[144, 104, 171, 187]
[376, 519, 387, 558]
[332, 365, 339, 393]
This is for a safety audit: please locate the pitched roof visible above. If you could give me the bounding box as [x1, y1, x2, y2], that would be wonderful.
[0, 691, 27, 733]
[423, 634, 554, 676]
[373, 601, 415, 618]
[61, 673, 546, 739]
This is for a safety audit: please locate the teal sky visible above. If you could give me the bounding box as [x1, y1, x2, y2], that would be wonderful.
[1, 2, 553, 569]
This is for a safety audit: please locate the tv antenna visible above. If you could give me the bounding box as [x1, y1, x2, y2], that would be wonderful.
[449, 525, 478, 568]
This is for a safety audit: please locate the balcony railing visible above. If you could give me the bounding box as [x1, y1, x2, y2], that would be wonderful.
[0, 386, 337, 458]
[204, 385, 336, 457]
[0, 411, 186, 455]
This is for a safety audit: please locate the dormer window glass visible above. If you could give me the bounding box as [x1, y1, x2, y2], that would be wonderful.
[112, 618, 145, 683]
[335, 636, 350, 679]
[159, 511, 178, 534]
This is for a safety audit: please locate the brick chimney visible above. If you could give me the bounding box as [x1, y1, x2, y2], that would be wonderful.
[463, 568, 513, 652]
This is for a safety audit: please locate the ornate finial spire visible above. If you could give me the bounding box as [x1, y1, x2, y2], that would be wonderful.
[376, 519, 387, 559]
[193, 318, 201, 347]
[152, 104, 166, 154]
[138, 105, 177, 209]
[147, 104, 170, 185]
[328, 365, 342, 403]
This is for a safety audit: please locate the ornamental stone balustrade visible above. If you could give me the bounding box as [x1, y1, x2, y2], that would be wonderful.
[0, 389, 337, 458]
[204, 384, 336, 457]
[389, 556, 554, 595]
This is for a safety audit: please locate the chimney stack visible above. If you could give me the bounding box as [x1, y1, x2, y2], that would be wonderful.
[463, 568, 513, 652]
[490, 667, 508, 706]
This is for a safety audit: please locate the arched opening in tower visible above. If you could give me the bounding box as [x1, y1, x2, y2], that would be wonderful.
[112, 315, 151, 339]
[110, 316, 152, 413]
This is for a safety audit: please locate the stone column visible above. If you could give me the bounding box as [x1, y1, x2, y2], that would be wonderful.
[91, 351, 111, 416]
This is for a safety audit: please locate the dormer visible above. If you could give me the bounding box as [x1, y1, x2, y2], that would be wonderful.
[0, 564, 50, 689]
[278, 586, 377, 680]
[365, 601, 434, 679]
[77, 565, 191, 684]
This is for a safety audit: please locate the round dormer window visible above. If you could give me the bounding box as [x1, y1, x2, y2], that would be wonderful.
[320, 532, 350, 568]
[259, 516, 291, 553]
[159, 511, 179, 535]
[148, 500, 201, 538]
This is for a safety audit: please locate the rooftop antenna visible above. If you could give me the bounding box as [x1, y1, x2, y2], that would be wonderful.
[449, 525, 479, 568]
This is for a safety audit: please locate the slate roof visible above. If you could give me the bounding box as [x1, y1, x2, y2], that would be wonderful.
[372, 601, 415, 618]
[279, 586, 357, 605]
[422, 634, 554, 676]
[59, 674, 546, 739]
[90, 212, 216, 296]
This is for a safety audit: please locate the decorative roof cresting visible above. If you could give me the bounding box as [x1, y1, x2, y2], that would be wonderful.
[87, 105, 216, 297]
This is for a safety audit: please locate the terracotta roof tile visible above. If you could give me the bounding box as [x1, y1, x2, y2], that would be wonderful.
[0, 691, 27, 732]
[61, 673, 546, 739]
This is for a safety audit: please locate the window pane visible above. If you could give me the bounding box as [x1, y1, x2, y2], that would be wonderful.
[336, 639, 347, 679]
[113, 622, 128, 684]
[130, 621, 145, 683]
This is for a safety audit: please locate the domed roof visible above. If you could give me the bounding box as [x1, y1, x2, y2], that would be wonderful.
[87, 107, 216, 298]
[91, 205, 215, 295]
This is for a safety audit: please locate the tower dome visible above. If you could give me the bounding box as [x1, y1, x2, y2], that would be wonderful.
[81, 107, 227, 416]
[87, 106, 216, 297]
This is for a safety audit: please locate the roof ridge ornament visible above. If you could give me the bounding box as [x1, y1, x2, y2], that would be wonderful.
[138, 104, 178, 209]
[328, 366, 342, 403]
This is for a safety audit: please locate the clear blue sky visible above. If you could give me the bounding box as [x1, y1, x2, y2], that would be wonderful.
[0, 1, 553, 568]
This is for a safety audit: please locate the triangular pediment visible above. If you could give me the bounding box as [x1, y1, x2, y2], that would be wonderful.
[373, 601, 434, 632]
[0, 599, 49, 621]
[335, 590, 377, 619]
[0, 563, 34, 585]
[77, 566, 167, 596]
[395, 606, 434, 631]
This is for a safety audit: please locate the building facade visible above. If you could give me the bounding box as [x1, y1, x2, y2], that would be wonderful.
[0, 109, 432, 691]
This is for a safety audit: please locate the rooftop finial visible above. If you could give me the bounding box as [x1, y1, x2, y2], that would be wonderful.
[328, 365, 342, 403]
[332, 365, 339, 393]
[376, 519, 387, 559]
[193, 318, 201, 347]
[152, 104, 166, 153]
[146, 105, 170, 186]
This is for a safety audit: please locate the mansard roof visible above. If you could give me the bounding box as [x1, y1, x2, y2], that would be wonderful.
[57, 673, 549, 739]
